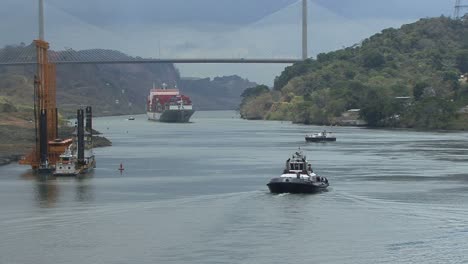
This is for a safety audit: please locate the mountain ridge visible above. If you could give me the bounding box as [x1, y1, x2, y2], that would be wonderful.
[0, 44, 254, 117]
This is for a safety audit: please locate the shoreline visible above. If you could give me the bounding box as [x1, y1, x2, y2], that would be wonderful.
[0, 135, 112, 167]
[0, 154, 23, 166]
[243, 117, 468, 133]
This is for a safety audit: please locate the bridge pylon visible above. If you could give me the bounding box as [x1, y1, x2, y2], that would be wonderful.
[302, 0, 308, 60]
[454, 0, 468, 19]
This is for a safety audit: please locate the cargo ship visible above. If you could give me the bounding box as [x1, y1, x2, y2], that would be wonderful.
[146, 84, 195, 123]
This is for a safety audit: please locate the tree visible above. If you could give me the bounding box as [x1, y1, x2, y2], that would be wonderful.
[405, 98, 457, 129]
[241, 85, 269, 99]
[362, 50, 385, 68]
[455, 50, 468, 73]
[273, 59, 314, 90]
[359, 89, 401, 127]
[240, 85, 271, 118]
[413, 82, 429, 101]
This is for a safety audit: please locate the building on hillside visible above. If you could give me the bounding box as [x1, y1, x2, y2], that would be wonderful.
[459, 74, 467, 84]
[394, 96, 413, 107]
[457, 105, 468, 114]
[336, 109, 367, 126]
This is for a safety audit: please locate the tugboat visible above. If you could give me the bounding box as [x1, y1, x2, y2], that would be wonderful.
[305, 130, 336, 142]
[54, 107, 95, 177]
[54, 146, 95, 176]
[54, 147, 77, 176]
[267, 150, 329, 194]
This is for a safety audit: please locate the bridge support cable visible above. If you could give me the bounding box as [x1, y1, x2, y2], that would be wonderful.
[455, 0, 468, 18]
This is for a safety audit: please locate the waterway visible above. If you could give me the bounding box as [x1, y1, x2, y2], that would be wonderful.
[1, 111, 468, 264]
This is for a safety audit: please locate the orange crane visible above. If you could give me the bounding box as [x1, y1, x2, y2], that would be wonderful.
[20, 0, 80, 171]
[19, 40, 71, 170]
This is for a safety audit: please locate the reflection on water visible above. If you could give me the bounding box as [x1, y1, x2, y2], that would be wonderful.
[34, 178, 59, 208]
[19, 170, 60, 208]
[75, 178, 94, 203]
[21, 172, 95, 208]
[19, 169, 36, 181]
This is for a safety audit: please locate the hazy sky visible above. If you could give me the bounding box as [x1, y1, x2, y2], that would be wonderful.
[0, 0, 456, 85]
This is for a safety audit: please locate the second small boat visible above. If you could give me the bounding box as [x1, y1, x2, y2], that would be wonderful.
[305, 130, 336, 142]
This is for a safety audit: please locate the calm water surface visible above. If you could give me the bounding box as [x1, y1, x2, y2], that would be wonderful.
[1, 111, 468, 264]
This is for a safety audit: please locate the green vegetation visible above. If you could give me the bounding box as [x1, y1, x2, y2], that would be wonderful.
[240, 17, 468, 130]
[1, 44, 256, 117]
[240, 85, 273, 120]
[180, 75, 257, 110]
[0, 64, 179, 118]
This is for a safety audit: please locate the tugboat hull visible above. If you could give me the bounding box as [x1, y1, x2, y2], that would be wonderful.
[267, 178, 328, 194]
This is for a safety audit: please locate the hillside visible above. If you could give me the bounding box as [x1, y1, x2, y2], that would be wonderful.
[0, 44, 180, 118]
[240, 16, 468, 129]
[180, 75, 257, 110]
[0, 44, 257, 117]
[55, 63, 179, 116]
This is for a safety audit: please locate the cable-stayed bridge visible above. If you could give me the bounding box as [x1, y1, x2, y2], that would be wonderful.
[0, 45, 302, 66]
[0, 0, 308, 66]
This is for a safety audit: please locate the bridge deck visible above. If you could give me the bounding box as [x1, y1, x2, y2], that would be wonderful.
[0, 58, 302, 66]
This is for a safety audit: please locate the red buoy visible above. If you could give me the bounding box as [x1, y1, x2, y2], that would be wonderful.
[118, 163, 124, 174]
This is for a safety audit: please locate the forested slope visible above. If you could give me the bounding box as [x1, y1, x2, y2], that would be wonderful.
[241, 16, 468, 129]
